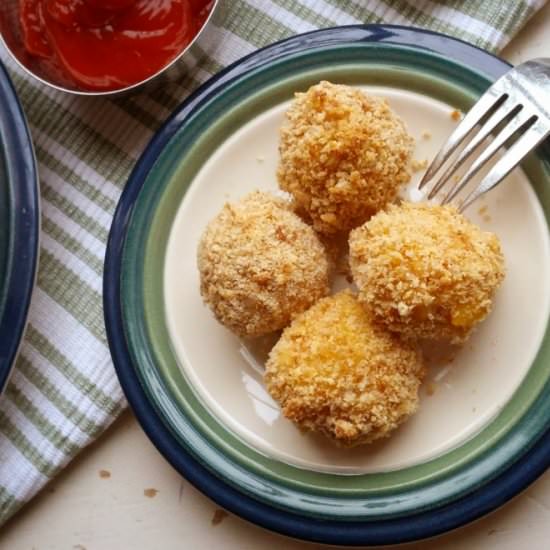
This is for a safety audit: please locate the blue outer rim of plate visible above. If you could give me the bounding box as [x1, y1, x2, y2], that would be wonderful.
[104, 25, 550, 546]
[0, 61, 40, 394]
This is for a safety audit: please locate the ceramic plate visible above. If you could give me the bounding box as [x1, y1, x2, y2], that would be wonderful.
[0, 61, 39, 394]
[104, 26, 550, 545]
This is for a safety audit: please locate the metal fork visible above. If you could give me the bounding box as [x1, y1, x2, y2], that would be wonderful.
[419, 58, 550, 211]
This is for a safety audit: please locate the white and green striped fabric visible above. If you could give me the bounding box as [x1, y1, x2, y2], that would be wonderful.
[0, 0, 546, 526]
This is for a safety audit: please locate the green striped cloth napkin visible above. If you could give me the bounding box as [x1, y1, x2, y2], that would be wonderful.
[0, 0, 546, 526]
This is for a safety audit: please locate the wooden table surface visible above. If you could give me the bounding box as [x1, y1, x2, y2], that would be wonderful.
[2, 6, 550, 549]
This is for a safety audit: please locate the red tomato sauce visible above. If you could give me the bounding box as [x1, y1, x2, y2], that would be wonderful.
[19, 0, 213, 91]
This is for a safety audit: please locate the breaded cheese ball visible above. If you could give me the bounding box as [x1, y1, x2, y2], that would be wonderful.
[265, 291, 424, 446]
[349, 202, 505, 343]
[277, 81, 414, 235]
[198, 191, 330, 338]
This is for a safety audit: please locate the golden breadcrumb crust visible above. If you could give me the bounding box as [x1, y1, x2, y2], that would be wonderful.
[349, 202, 505, 343]
[197, 191, 330, 338]
[265, 291, 424, 446]
[277, 81, 414, 235]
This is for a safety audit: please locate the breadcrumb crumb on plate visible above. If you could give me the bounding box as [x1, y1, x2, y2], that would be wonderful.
[411, 158, 429, 172]
[266, 291, 425, 447]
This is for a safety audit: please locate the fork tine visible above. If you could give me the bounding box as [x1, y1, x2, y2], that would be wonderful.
[426, 104, 523, 199]
[418, 89, 507, 190]
[459, 121, 550, 211]
[440, 111, 538, 205]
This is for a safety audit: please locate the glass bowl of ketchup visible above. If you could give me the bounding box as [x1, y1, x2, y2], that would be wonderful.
[0, 0, 219, 95]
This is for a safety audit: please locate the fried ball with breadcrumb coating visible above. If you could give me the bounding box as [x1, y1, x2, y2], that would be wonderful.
[349, 202, 505, 343]
[198, 191, 330, 338]
[277, 81, 414, 235]
[265, 290, 424, 446]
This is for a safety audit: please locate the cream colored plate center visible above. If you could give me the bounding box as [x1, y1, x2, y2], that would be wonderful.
[164, 87, 550, 474]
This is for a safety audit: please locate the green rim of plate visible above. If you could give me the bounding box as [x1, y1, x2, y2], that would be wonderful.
[121, 43, 550, 520]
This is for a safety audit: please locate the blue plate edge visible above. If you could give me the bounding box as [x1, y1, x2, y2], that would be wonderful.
[0, 60, 40, 394]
